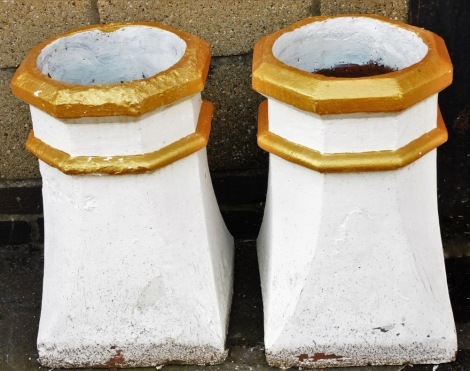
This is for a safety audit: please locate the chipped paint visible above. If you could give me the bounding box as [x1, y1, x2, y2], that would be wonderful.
[298, 353, 344, 363]
[106, 349, 125, 367]
[312, 353, 344, 361]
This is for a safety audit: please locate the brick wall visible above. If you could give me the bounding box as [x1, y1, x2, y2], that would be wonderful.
[0, 0, 410, 242]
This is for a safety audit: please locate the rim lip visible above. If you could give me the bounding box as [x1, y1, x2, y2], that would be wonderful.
[252, 14, 453, 114]
[11, 22, 211, 118]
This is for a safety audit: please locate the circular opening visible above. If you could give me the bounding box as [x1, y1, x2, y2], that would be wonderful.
[37, 26, 187, 85]
[272, 17, 428, 77]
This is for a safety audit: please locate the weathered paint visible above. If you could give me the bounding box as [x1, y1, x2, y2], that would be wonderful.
[13, 23, 234, 368]
[254, 15, 456, 369]
[38, 147, 234, 367]
[258, 151, 456, 368]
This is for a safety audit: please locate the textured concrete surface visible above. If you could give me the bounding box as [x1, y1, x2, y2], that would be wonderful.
[97, 0, 320, 56]
[0, 0, 98, 68]
[321, 0, 409, 21]
[203, 54, 267, 172]
[0, 241, 469, 370]
[0, 69, 39, 180]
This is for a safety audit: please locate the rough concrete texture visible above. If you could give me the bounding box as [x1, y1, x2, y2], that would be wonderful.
[97, 0, 321, 56]
[321, 0, 409, 21]
[0, 69, 39, 180]
[202, 55, 268, 172]
[0, 0, 98, 69]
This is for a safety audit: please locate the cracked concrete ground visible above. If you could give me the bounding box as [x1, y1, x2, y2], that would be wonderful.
[1, 241, 469, 371]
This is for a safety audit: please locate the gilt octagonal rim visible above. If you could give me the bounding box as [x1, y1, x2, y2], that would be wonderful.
[11, 22, 211, 118]
[252, 14, 453, 114]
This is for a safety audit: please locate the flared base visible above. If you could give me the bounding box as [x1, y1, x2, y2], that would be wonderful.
[37, 150, 234, 368]
[258, 153, 457, 368]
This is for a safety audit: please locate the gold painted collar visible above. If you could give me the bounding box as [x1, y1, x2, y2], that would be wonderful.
[252, 15, 452, 114]
[11, 22, 210, 118]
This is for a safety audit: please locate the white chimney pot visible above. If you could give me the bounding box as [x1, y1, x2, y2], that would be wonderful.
[253, 15, 456, 369]
[12, 23, 234, 368]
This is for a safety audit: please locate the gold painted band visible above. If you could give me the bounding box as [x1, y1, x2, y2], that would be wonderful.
[252, 14, 452, 114]
[26, 101, 213, 175]
[11, 22, 210, 118]
[257, 100, 448, 173]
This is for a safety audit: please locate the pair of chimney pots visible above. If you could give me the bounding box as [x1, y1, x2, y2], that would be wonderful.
[11, 14, 455, 369]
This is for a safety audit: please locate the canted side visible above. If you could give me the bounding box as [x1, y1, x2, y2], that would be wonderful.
[26, 100, 214, 175]
[252, 14, 452, 114]
[11, 22, 210, 118]
[257, 100, 448, 173]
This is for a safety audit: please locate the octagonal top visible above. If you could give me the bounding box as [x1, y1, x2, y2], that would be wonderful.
[252, 15, 452, 114]
[11, 22, 210, 118]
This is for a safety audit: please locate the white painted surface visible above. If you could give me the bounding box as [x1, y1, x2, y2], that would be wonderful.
[31, 94, 202, 157]
[258, 153, 456, 368]
[268, 94, 438, 153]
[28, 22, 233, 368]
[273, 17, 428, 73]
[37, 26, 186, 85]
[37, 147, 234, 367]
[258, 94, 456, 367]
[260, 19, 455, 366]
